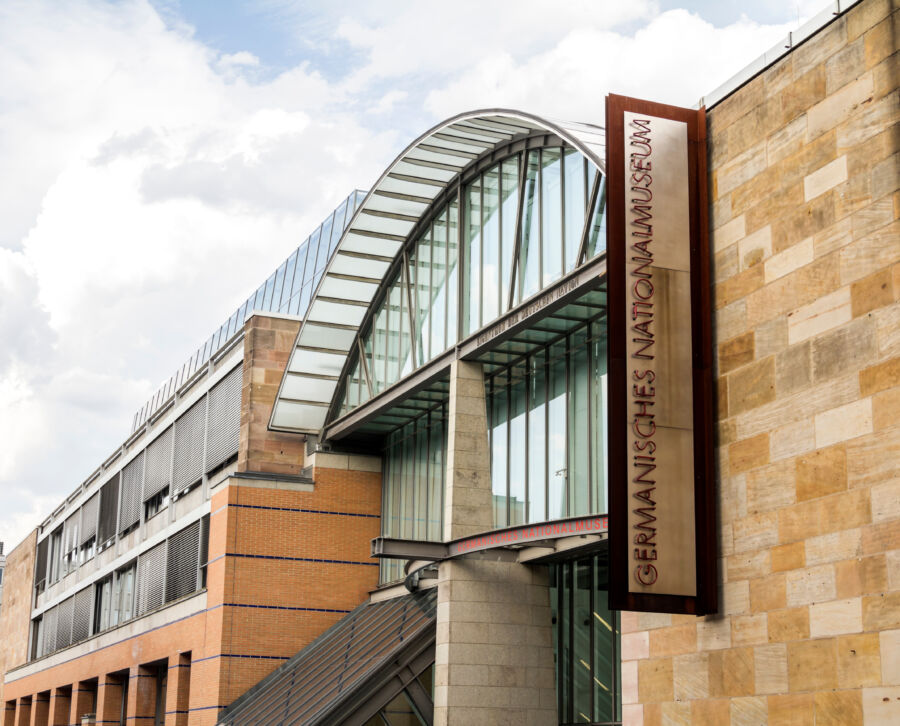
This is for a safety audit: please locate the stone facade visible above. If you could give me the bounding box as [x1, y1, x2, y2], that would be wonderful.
[623, 0, 899, 723]
[0, 532, 36, 708]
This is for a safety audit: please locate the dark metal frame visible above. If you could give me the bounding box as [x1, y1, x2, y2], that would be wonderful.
[605, 93, 717, 616]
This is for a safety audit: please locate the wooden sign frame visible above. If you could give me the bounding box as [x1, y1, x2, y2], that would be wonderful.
[606, 93, 717, 615]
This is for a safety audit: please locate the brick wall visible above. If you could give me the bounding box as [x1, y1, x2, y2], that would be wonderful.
[238, 314, 306, 476]
[622, 0, 899, 723]
[0, 531, 36, 705]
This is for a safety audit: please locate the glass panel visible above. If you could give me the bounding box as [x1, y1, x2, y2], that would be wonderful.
[541, 147, 563, 287]
[328, 199, 348, 254]
[272, 262, 287, 310]
[569, 329, 591, 516]
[528, 352, 546, 523]
[431, 209, 449, 357]
[591, 322, 609, 514]
[303, 229, 322, 284]
[593, 585, 616, 722]
[548, 341, 568, 520]
[464, 176, 482, 335]
[585, 172, 607, 260]
[282, 250, 298, 304]
[508, 363, 526, 527]
[518, 150, 541, 302]
[446, 199, 459, 347]
[573, 560, 593, 721]
[411, 237, 429, 365]
[482, 164, 501, 325]
[380, 691, 425, 726]
[428, 412, 444, 540]
[262, 272, 276, 310]
[316, 213, 335, 274]
[564, 150, 586, 272]
[373, 304, 389, 393]
[490, 382, 509, 528]
[387, 278, 403, 385]
[500, 156, 519, 312]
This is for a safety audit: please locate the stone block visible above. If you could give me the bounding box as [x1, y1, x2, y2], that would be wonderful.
[754, 642, 788, 694]
[810, 597, 863, 636]
[621, 630, 650, 661]
[769, 417, 816, 462]
[739, 225, 773, 270]
[863, 591, 900, 631]
[847, 426, 900, 490]
[872, 479, 900, 522]
[771, 191, 837, 254]
[714, 214, 746, 252]
[621, 660, 638, 705]
[691, 698, 730, 726]
[836, 632, 882, 688]
[715, 244, 740, 281]
[729, 432, 770, 474]
[862, 686, 900, 725]
[873, 385, 900, 431]
[874, 300, 900, 356]
[870, 151, 899, 200]
[796, 444, 847, 501]
[840, 220, 900, 286]
[767, 693, 813, 726]
[733, 511, 779, 554]
[766, 114, 808, 166]
[815, 397, 874, 448]
[637, 659, 673, 703]
[847, 0, 893, 40]
[755, 315, 789, 358]
[863, 14, 895, 68]
[730, 696, 767, 726]
[719, 331, 755, 374]
[750, 572, 787, 612]
[786, 564, 836, 607]
[771, 541, 806, 572]
[788, 638, 838, 691]
[807, 74, 875, 139]
[732, 613, 768, 646]
[716, 264, 765, 310]
[765, 237, 815, 284]
[649, 624, 697, 658]
[729, 358, 776, 416]
[768, 607, 810, 643]
[881, 629, 900, 685]
[859, 355, 900, 396]
[851, 195, 894, 241]
[804, 155, 849, 201]
[852, 267, 894, 318]
[728, 550, 771, 582]
[697, 617, 732, 651]
[815, 689, 863, 726]
[835, 554, 888, 598]
[709, 647, 755, 697]
[812, 315, 876, 381]
[775, 340, 812, 396]
[806, 528, 863, 566]
[825, 35, 866, 94]
[673, 652, 709, 700]
[717, 140, 768, 197]
[787, 286, 852, 344]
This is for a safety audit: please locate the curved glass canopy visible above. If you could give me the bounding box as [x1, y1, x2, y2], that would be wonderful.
[270, 110, 606, 435]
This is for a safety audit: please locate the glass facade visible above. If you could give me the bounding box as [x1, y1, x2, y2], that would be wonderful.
[336, 145, 605, 419]
[133, 189, 366, 432]
[380, 405, 447, 584]
[551, 555, 621, 726]
[488, 320, 608, 528]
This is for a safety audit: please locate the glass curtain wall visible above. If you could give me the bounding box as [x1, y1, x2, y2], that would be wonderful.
[488, 320, 607, 528]
[337, 145, 605, 419]
[551, 555, 621, 725]
[380, 405, 447, 584]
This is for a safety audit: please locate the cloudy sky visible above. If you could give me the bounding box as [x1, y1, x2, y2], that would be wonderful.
[0, 0, 830, 550]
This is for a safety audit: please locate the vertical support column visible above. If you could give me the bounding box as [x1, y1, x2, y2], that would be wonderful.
[48, 688, 70, 726]
[3, 701, 15, 726]
[95, 676, 125, 726]
[126, 666, 156, 725]
[13, 698, 30, 726]
[69, 682, 95, 726]
[28, 693, 49, 726]
[435, 360, 557, 726]
[164, 653, 191, 726]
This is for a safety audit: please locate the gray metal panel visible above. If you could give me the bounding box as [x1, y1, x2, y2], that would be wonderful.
[144, 425, 173, 499]
[165, 520, 200, 603]
[42, 605, 57, 657]
[55, 596, 74, 651]
[137, 541, 166, 615]
[173, 398, 206, 493]
[119, 452, 143, 533]
[62, 512, 79, 565]
[71, 586, 92, 643]
[205, 364, 242, 472]
[98, 474, 119, 545]
[80, 493, 99, 544]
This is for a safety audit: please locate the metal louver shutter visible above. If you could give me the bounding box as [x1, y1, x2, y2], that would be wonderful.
[62, 512, 79, 557]
[56, 596, 74, 651]
[173, 398, 205, 494]
[137, 541, 166, 615]
[145, 426, 173, 500]
[205, 365, 242, 472]
[199, 514, 210, 569]
[98, 474, 119, 544]
[81, 493, 99, 544]
[42, 606, 57, 656]
[119, 452, 144, 533]
[71, 587, 92, 643]
[166, 521, 200, 603]
[35, 537, 49, 587]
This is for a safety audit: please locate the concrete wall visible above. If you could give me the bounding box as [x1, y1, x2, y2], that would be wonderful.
[622, 0, 899, 723]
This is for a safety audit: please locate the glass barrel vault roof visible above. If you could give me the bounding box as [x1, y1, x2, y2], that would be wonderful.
[270, 109, 606, 435]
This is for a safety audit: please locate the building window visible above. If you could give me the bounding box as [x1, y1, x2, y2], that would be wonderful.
[30, 616, 43, 660]
[487, 319, 607, 527]
[113, 561, 136, 626]
[94, 574, 113, 634]
[48, 526, 63, 585]
[550, 555, 620, 725]
[79, 537, 96, 565]
[379, 405, 447, 584]
[144, 490, 169, 521]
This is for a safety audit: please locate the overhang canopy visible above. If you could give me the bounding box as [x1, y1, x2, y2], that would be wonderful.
[270, 110, 605, 435]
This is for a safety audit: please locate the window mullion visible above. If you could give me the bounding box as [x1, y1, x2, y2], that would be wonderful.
[507, 153, 527, 311]
[577, 171, 602, 266]
[402, 249, 418, 370]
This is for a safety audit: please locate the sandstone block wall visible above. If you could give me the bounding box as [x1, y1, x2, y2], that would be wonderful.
[623, 0, 899, 723]
[0, 532, 36, 706]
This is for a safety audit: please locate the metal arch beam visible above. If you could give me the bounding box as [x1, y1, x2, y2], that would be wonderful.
[270, 109, 606, 435]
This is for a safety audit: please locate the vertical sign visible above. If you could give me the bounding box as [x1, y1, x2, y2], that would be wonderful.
[607, 94, 716, 615]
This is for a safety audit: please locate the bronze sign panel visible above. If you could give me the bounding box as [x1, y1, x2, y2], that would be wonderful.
[607, 94, 716, 615]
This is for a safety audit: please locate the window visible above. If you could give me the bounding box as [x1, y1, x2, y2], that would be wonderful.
[48, 527, 63, 585]
[79, 537, 96, 566]
[144, 490, 168, 521]
[94, 574, 113, 634]
[112, 562, 136, 627]
[30, 616, 42, 660]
